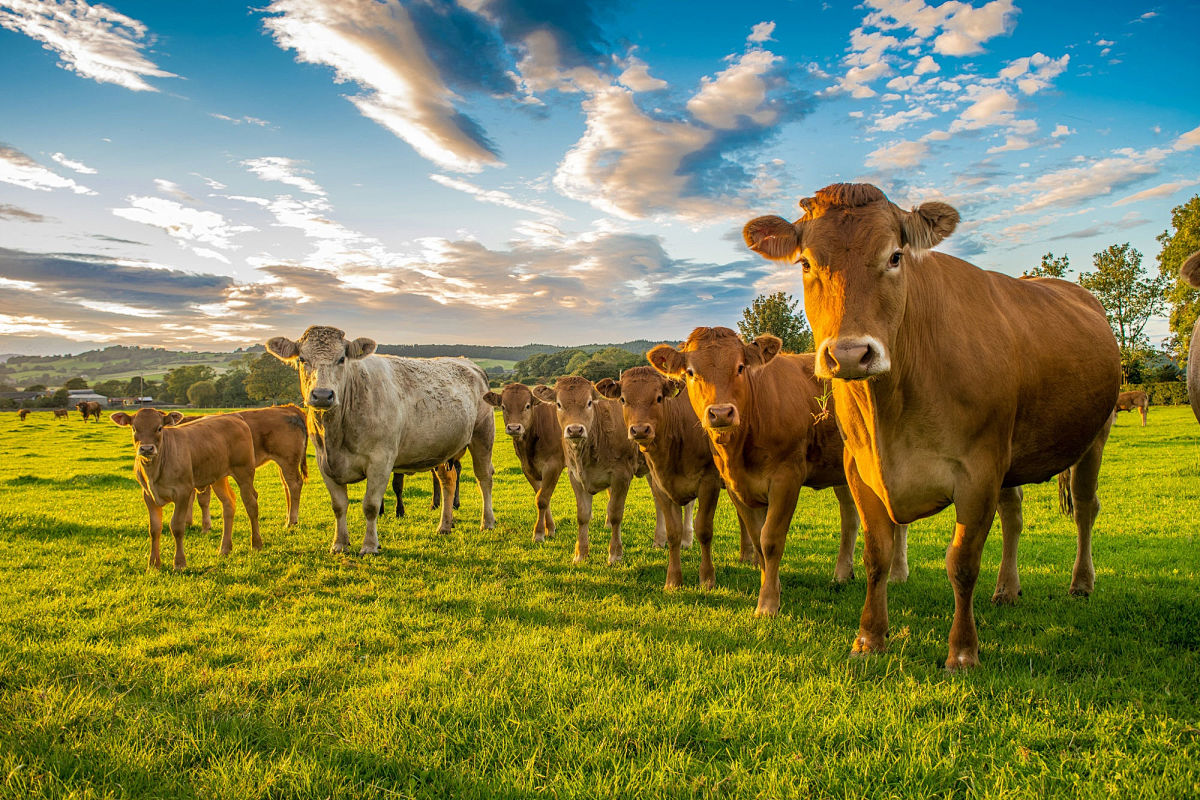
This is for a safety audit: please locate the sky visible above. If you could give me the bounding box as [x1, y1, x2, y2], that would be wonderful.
[0, 0, 1197, 355]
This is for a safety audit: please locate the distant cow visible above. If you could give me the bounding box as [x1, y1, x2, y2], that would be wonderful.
[18, 409, 29, 421]
[596, 367, 757, 590]
[1115, 390, 1149, 427]
[76, 401, 102, 422]
[743, 181, 1119, 669]
[386, 460, 462, 518]
[484, 383, 565, 542]
[53, 408, 68, 420]
[1179, 251, 1200, 423]
[266, 326, 495, 553]
[532, 377, 660, 564]
[111, 408, 260, 569]
[649, 329, 909, 613]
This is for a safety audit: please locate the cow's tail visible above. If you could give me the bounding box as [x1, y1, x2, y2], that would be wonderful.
[1056, 468, 1074, 517]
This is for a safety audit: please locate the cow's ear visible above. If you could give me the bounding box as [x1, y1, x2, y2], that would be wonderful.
[266, 336, 299, 362]
[902, 201, 959, 250]
[164, 411, 185, 426]
[746, 335, 783, 365]
[346, 337, 376, 359]
[483, 391, 502, 407]
[743, 215, 803, 262]
[110, 412, 131, 427]
[595, 378, 621, 399]
[531, 384, 557, 403]
[1180, 251, 1200, 288]
[647, 344, 686, 378]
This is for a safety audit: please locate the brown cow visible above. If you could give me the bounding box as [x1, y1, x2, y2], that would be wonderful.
[484, 383, 565, 542]
[596, 367, 757, 590]
[53, 408, 68, 420]
[1115, 390, 1149, 427]
[190, 405, 309, 530]
[532, 377, 659, 564]
[1179, 251, 1200, 423]
[111, 408, 261, 569]
[649, 329, 908, 613]
[18, 409, 29, 421]
[76, 401, 102, 422]
[744, 182, 1119, 669]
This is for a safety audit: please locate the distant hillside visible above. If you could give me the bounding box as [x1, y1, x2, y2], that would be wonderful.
[374, 339, 670, 361]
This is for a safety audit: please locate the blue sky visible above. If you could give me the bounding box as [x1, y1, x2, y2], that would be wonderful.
[0, 0, 1197, 354]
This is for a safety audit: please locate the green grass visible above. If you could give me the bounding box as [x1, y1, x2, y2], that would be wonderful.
[0, 407, 1197, 799]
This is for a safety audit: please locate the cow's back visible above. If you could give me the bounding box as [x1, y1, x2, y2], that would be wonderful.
[160, 415, 255, 491]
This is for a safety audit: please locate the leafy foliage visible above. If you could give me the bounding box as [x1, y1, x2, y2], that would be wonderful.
[1078, 243, 1169, 378]
[186, 380, 217, 407]
[738, 292, 814, 353]
[1156, 194, 1200, 365]
[1023, 252, 1070, 278]
[164, 365, 217, 404]
[245, 353, 301, 404]
[62, 376, 89, 390]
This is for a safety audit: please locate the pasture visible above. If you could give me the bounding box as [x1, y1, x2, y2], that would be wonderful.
[0, 407, 1197, 799]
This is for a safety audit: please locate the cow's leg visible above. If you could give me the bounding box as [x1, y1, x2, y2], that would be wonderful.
[323, 472, 351, 554]
[232, 468, 261, 552]
[277, 461, 302, 527]
[991, 486, 1024, 605]
[652, 482, 685, 589]
[606, 476, 633, 566]
[832, 484, 859, 584]
[735, 508, 758, 566]
[470, 412, 496, 531]
[194, 485, 212, 536]
[430, 469, 442, 510]
[755, 479, 801, 617]
[682, 500, 695, 549]
[541, 466, 562, 540]
[390, 472, 404, 518]
[433, 462, 457, 535]
[695, 482, 720, 590]
[144, 493, 163, 569]
[890, 524, 910, 582]
[944, 482, 1000, 671]
[651, 478, 668, 548]
[1139, 405, 1147, 427]
[169, 502, 189, 570]
[570, 473, 591, 563]
[451, 460, 462, 509]
[845, 456, 895, 655]
[211, 477, 235, 555]
[360, 462, 390, 555]
[1069, 419, 1112, 596]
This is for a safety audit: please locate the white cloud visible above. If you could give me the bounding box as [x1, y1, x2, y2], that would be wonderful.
[865, 139, 928, 170]
[1006, 147, 1170, 214]
[932, 0, 1018, 56]
[872, 106, 934, 132]
[913, 54, 940, 75]
[210, 113, 271, 127]
[0, 0, 177, 91]
[1111, 178, 1200, 207]
[242, 156, 326, 196]
[1051, 124, 1075, 138]
[986, 135, 1032, 154]
[154, 178, 195, 202]
[748, 21, 776, 43]
[950, 87, 1017, 132]
[0, 145, 95, 194]
[50, 152, 96, 174]
[111, 196, 255, 256]
[1174, 124, 1200, 152]
[429, 174, 567, 221]
[686, 49, 782, 129]
[616, 55, 667, 92]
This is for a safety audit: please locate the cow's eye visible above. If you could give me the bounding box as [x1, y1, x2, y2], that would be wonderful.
[525, 403, 530, 410]
[888, 250, 902, 268]
[337, 356, 346, 365]
[556, 402, 561, 409]
[156, 426, 162, 433]
[656, 395, 662, 403]
[737, 363, 745, 375]
[619, 397, 625, 404]
[685, 368, 694, 378]
[587, 400, 593, 408]
[797, 256, 811, 273]
[297, 356, 306, 365]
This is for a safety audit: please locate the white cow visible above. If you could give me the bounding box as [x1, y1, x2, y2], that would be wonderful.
[266, 326, 496, 554]
[1181, 251, 1200, 424]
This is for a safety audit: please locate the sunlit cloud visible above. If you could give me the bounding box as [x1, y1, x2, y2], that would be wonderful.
[0, 144, 95, 194]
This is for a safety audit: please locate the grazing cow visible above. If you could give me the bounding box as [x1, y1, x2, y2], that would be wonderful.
[484, 383, 565, 542]
[266, 326, 495, 553]
[743, 182, 1120, 669]
[1179, 251, 1200, 423]
[192, 405, 309, 530]
[18, 409, 29, 421]
[386, 460, 461, 518]
[1115, 390, 1149, 427]
[53, 408, 68, 420]
[532, 377, 659, 564]
[76, 401, 102, 422]
[596, 367, 757, 590]
[649, 329, 908, 612]
[111, 408, 260, 569]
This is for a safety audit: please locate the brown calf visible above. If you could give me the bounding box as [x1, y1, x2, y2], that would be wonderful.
[649, 328, 909, 614]
[532, 377, 657, 564]
[53, 408, 68, 420]
[76, 401, 102, 422]
[1115, 390, 1149, 427]
[112, 408, 261, 569]
[596, 367, 757, 590]
[484, 383, 565, 542]
[744, 182, 1119, 668]
[18, 409, 29, 421]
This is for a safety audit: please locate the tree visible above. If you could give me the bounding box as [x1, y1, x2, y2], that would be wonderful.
[23, 383, 46, 392]
[187, 380, 218, 407]
[63, 376, 89, 390]
[573, 348, 644, 382]
[738, 292, 814, 353]
[1078, 243, 1169, 380]
[245, 353, 301, 404]
[216, 368, 250, 406]
[1157, 194, 1200, 365]
[1024, 252, 1070, 278]
[92, 379, 125, 398]
[164, 365, 216, 404]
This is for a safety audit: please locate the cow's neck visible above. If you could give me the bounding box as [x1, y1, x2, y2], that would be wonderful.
[640, 394, 693, 470]
[135, 433, 172, 504]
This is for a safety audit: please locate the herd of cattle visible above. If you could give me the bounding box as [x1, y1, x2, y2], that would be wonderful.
[24, 183, 1200, 670]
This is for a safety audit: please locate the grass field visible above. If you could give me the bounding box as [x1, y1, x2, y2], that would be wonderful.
[1, 406, 1198, 798]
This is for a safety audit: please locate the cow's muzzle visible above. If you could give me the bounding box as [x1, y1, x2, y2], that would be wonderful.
[564, 424, 587, 439]
[817, 336, 890, 380]
[308, 388, 336, 408]
[138, 445, 157, 457]
[704, 404, 739, 429]
[628, 423, 654, 442]
[505, 423, 525, 437]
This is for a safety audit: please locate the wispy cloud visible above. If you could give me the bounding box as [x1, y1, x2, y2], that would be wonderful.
[50, 151, 96, 174]
[429, 174, 567, 221]
[111, 196, 255, 261]
[242, 156, 325, 196]
[0, 202, 47, 222]
[210, 113, 271, 127]
[0, 144, 95, 194]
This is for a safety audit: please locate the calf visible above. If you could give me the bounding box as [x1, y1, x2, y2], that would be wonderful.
[111, 408, 260, 569]
[532, 377, 657, 564]
[18, 409, 29, 421]
[1115, 390, 1149, 427]
[76, 401, 102, 422]
[484, 383, 565, 542]
[649, 329, 909, 614]
[53, 408, 68, 420]
[596, 367, 756, 590]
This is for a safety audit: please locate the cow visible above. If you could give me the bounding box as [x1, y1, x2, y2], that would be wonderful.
[532, 377, 661, 565]
[386, 460, 461, 518]
[484, 383, 565, 542]
[1114, 390, 1149, 427]
[648, 329, 909, 612]
[743, 182, 1120, 669]
[1179, 251, 1200, 423]
[265, 326, 495, 554]
[18, 409, 29, 421]
[111, 408, 260, 569]
[191, 405, 309, 530]
[595, 367, 758, 590]
[76, 401, 102, 422]
[53, 408, 68, 420]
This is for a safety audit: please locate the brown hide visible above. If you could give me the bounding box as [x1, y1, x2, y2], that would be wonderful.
[484, 383, 564, 541]
[76, 401, 102, 422]
[1115, 390, 1148, 426]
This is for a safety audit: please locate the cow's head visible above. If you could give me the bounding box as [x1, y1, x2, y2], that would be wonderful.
[484, 383, 542, 440]
[1180, 251, 1200, 288]
[744, 182, 958, 381]
[532, 376, 601, 447]
[265, 325, 376, 411]
[76, 401, 86, 411]
[648, 327, 779, 437]
[111, 408, 185, 460]
[595, 367, 681, 445]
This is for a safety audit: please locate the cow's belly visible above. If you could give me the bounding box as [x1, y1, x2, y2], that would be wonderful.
[859, 445, 956, 525]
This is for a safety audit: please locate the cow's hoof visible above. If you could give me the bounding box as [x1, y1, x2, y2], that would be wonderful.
[573, 553, 587, 564]
[1068, 583, 1093, 597]
[850, 633, 887, 656]
[608, 553, 623, 566]
[252, 539, 264, 552]
[219, 546, 232, 557]
[652, 538, 666, 549]
[990, 587, 1021, 606]
[754, 601, 780, 617]
[700, 576, 716, 591]
[833, 569, 854, 585]
[481, 518, 496, 531]
[740, 553, 758, 567]
[532, 533, 545, 543]
[330, 543, 346, 554]
[945, 650, 980, 671]
[360, 545, 380, 555]
[889, 567, 910, 584]
[173, 560, 186, 571]
[681, 538, 694, 550]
